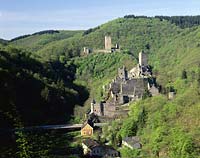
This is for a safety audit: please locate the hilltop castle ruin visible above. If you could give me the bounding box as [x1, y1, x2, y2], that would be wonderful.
[90, 51, 159, 118]
[81, 35, 159, 118]
[83, 35, 120, 55]
[105, 35, 120, 52]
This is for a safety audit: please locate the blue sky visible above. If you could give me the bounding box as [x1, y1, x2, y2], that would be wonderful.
[0, 0, 200, 39]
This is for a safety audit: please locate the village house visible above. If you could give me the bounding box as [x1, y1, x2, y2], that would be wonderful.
[122, 136, 142, 149]
[81, 121, 93, 137]
[82, 139, 120, 157]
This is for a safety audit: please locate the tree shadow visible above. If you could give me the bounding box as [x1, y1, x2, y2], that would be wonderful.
[0, 49, 89, 128]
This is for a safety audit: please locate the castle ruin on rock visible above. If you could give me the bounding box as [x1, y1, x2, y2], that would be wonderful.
[90, 51, 159, 118]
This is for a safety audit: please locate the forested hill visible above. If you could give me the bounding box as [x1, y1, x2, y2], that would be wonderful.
[10, 30, 83, 53]
[0, 46, 89, 128]
[124, 15, 200, 28]
[1, 15, 200, 157]
[0, 38, 8, 45]
[10, 15, 200, 61]
[7, 15, 200, 116]
[5, 15, 200, 128]
[10, 17, 180, 61]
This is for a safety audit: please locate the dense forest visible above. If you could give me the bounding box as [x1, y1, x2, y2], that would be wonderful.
[0, 15, 200, 157]
[10, 30, 60, 42]
[124, 15, 200, 28]
[0, 46, 89, 128]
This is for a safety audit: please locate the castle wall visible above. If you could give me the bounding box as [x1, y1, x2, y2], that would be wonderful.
[103, 102, 116, 117]
[149, 85, 159, 96]
[118, 66, 128, 80]
[129, 64, 140, 78]
[93, 103, 103, 116]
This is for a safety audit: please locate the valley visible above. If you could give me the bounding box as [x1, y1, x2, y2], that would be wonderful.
[0, 15, 200, 157]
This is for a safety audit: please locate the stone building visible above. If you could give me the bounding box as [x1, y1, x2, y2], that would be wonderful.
[148, 84, 159, 96]
[129, 64, 141, 78]
[91, 100, 103, 116]
[102, 101, 116, 117]
[91, 100, 117, 117]
[118, 66, 128, 80]
[110, 76, 149, 105]
[82, 47, 91, 55]
[128, 51, 151, 78]
[82, 139, 120, 157]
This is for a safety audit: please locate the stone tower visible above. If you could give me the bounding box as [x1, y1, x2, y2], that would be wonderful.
[139, 51, 148, 67]
[105, 36, 112, 50]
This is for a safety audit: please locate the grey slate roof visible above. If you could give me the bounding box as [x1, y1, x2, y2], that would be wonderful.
[121, 78, 148, 96]
[82, 139, 100, 149]
[122, 136, 142, 149]
[111, 82, 120, 94]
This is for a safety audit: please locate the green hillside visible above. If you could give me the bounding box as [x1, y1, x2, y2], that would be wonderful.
[0, 38, 8, 46]
[1, 16, 200, 157]
[9, 16, 200, 125]
[0, 46, 89, 128]
[149, 27, 200, 85]
[11, 18, 180, 61]
[11, 30, 83, 53]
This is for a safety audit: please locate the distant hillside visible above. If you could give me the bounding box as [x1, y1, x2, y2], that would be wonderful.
[42, 18, 180, 59]
[10, 30, 83, 52]
[1, 16, 200, 157]
[10, 30, 62, 43]
[0, 38, 8, 45]
[11, 16, 200, 61]
[148, 26, 200, 86]
[124, 15, 200, 28]
[8, 16, 200, 110]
